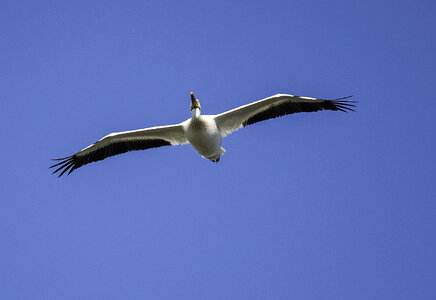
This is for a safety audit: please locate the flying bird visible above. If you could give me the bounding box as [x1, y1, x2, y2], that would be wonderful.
[50, 92, 356, 176]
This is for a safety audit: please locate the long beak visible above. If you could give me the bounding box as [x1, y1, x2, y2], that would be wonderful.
[190, 92, 196, 104]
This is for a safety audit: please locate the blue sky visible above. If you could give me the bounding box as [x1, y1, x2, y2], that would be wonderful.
[1, 0, 435, 299]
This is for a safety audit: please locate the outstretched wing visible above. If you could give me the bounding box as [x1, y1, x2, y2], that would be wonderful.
[214, 94, 356, 137]
[50, 124, 187, 177]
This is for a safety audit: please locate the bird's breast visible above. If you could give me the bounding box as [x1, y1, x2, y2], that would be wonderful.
[185, 117, 222, 158]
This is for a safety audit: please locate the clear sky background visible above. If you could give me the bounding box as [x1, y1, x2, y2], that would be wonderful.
[1, 0, 435, 299]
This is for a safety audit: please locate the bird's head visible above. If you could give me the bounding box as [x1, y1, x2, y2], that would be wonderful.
[190, 92, 201, 111]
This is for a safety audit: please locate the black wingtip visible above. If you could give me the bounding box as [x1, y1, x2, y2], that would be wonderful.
[49, 155, 77, 177]
[331, 96, 357, 112]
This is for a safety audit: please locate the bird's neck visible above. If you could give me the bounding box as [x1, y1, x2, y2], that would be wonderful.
[191, 108, 201, 119]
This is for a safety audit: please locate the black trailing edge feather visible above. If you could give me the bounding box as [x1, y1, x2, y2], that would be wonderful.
[243, 96, 356, 127]
[50, 138, 172, 177]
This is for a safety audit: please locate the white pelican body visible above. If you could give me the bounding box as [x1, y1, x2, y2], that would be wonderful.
[51, 92, 355, 176]
[183, 110, 224, 162]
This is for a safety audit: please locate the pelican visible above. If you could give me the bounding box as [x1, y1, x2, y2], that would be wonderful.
[51, 92, 356, 176]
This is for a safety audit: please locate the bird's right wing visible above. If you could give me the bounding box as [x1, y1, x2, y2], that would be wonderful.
[214, 94, 356, 137]
[50, 124, 187, 177]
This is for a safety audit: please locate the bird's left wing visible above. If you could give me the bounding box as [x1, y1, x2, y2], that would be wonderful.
[50, 124, 187, 177]
[214, 94, 356, 137]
